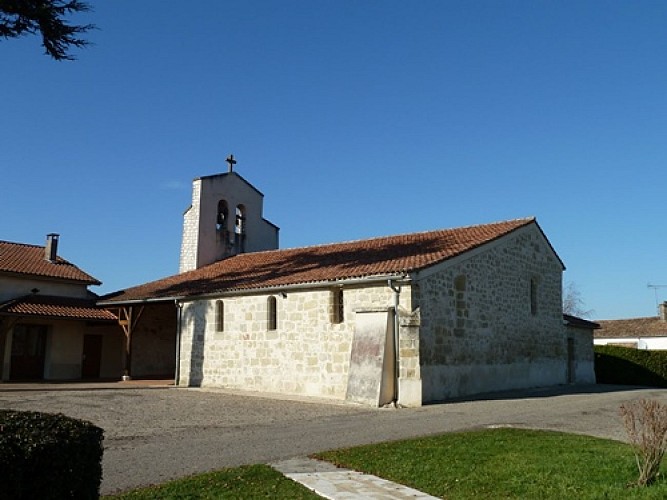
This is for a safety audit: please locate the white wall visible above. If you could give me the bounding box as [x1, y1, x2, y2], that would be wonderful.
[0, 275, 92, 301]
[595, 337, 667, 350]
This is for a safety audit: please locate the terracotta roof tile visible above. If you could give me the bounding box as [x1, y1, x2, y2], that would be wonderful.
[0, 240, 100, 285]
[0, 295, 117, 321]
[102, 218, 539, 303]
[595, 317, 667, 338]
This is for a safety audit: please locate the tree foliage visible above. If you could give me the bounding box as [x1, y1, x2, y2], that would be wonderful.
[0, 0, 93, 60]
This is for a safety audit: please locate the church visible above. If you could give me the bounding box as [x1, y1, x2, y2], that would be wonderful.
[100, 157, 595, 406]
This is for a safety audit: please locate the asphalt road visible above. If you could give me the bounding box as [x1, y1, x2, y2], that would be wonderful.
[1, 383, 666, 495]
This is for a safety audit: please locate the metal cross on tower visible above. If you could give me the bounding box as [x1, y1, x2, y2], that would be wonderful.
[226, 154, 237, 173]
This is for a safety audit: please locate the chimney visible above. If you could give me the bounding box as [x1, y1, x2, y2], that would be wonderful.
[660, 302, 667, 322]
[45, 233, 59, 262]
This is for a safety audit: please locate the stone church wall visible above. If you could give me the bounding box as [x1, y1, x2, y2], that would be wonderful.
[178, 283, 416, 402]
[417, 224, 566, 401]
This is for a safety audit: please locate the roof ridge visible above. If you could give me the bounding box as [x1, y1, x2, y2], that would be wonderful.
[0, 239, 45, 249]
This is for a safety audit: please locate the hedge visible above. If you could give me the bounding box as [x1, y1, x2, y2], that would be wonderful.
[0, 410, 104, 499]
[594, 345, 667, 387]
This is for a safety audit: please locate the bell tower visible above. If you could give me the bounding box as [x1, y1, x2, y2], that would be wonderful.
[179, 155, 279, 273]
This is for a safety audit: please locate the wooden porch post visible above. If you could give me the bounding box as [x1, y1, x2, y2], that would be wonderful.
[117, 306, 144, 381]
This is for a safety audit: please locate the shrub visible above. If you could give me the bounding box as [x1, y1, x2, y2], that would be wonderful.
[0, 410, 104, 499]
[619, 399, 667, 486]
[594, 345, 667, 387]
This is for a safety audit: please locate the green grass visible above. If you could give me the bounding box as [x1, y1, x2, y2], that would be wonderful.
[314, 428, 667, 499]
[104, 464, 320, 499]
[106, 429, 667, 499]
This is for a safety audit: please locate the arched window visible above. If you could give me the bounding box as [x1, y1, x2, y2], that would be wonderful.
[215, 300, 224, 332]
[267, 296, 277, 330]
[331, 288, 344, 324]
[216, 200, 229, 232]
[530, 277, 538, 315]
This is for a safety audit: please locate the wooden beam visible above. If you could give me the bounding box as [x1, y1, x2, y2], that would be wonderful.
[116, 306, 143, 379]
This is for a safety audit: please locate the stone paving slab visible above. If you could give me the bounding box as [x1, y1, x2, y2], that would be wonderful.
[272, 457, 438, 499]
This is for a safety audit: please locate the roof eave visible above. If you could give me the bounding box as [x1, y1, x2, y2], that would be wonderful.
[98, 272, 411, 305]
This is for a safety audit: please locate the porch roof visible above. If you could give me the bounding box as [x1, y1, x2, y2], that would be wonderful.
[0, 295, 117, 322]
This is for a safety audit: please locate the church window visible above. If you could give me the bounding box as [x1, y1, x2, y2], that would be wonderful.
[216, 200, 229, 232]
[215, 300, 224, 332]
[267, 296, 277, 330]
[331, 288, 344, 324]
[530, 277, 538, 315]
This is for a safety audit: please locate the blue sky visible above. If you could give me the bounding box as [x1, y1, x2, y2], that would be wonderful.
[2, 1, 666, 320]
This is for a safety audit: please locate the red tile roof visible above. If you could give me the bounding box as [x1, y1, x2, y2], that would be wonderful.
[0, 240, 100, 285]
[102, 218, 543, 304]
[595, 317, 667, 338]
[0, 295, 117, 321]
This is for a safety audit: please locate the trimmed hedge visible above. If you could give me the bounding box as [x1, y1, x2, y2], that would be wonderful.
[0, 410, 104, 499]
[594, 345, 667, 387]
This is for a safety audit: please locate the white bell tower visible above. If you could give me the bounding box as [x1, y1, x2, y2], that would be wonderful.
[179, 155, 279, 273]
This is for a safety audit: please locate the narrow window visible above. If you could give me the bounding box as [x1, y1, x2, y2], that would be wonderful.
[216, 200, 229, 232]
[215, 300, 224, 332]
[332, 288, 344, 324]
[267, 296, 277, 330]
[530, 277, 538, 315]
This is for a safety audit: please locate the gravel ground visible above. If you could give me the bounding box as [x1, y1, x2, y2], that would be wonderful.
[1, 383, 666, 495]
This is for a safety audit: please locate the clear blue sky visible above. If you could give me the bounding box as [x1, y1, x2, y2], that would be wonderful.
[2, 1, 666, 320]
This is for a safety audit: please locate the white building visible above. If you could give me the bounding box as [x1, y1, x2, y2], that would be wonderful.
[100, 165, 595, 406]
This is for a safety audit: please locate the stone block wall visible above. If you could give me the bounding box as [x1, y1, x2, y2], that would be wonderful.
[178, 283, 417, 402]
[418, 225, 566, 401]
[179, 179, 201, 273]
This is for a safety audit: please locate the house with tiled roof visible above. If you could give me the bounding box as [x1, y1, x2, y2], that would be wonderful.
[100, 164, 595, 406]
[594, 304, 667, 350]
[0, 235, 123, 381]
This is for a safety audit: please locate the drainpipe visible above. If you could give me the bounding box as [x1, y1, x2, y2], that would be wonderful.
[388, 279, 401, 405]
[174, 300, 183, 386]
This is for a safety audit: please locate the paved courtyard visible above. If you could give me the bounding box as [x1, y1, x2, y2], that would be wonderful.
[1, 382, 666, 495]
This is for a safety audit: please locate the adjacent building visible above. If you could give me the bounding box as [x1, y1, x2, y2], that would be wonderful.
[594, 303, 667, 350]
[0, 235, 123, 381]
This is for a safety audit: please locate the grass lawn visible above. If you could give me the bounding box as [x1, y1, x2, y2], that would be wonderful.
[106, 428, 667, 499]
[315, 428, 667, 499]
[103, 464, 320, 499]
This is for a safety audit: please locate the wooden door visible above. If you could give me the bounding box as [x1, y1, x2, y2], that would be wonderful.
[10, 325, 47, 380]
[82, 335, 103, 379]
